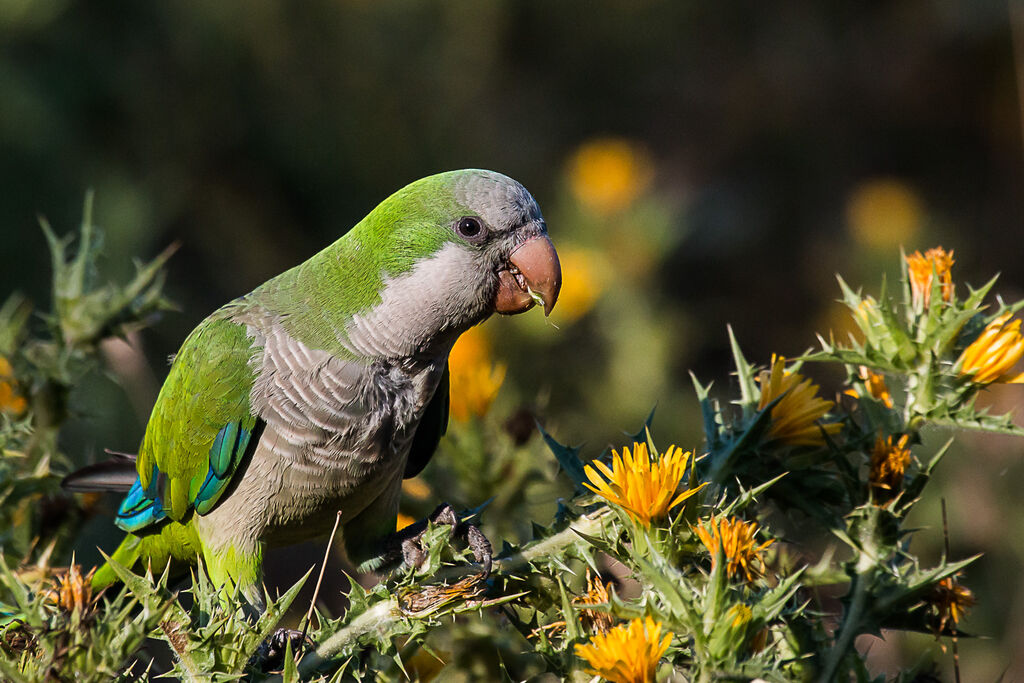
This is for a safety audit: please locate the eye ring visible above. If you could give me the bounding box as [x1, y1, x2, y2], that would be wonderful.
[454, 216, 487, 243]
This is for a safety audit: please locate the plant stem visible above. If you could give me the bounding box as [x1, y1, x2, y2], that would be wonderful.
[817, 508, 879, 683]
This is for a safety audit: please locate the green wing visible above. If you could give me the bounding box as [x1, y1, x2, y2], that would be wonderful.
[118, 315, 261, 532]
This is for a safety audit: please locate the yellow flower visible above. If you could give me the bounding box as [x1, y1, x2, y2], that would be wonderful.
[0, 356, 27, 416]
[568, 138, 653, 216]
[869, 434, 911, 503]
[695, 516, 774, 583]
[905, 246, 954, 309]
[574, 616, 670, 683]
[757, 355, 841, 446]
[448, 326, 507, 421]
[583, 442, 706, 526]
[957, 312, 1024, 384]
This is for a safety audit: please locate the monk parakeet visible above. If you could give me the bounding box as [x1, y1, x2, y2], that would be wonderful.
[63, 169, 561, 606]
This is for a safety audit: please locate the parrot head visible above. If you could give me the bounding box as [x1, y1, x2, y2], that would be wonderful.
[351, 169, 561, 333]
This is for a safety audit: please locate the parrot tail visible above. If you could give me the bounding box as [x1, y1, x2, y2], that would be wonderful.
[61, 450, 138, 492]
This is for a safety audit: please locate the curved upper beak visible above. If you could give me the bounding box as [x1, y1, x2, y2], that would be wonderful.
[494, 235, 561, 316]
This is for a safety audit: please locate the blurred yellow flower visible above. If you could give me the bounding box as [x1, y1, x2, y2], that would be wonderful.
[404, 645, 449, 683]
[905, 247, 954, 309]
[869, 433, 911, 503]
[568, 138, 653, 216]
[844, 366, 894, 408]
[396, 513, 416, 531]
[448, 326, 507, 421]
[695, 516, 774, 583]
[583, 442, 706, 526]
[574, 616, 670, 683]
[757, 355, 841, 446]
[957, 312, 1024, 384]
[402, 477, 432, 501]
[846, 179, 923, 249]
[0, 356, 27, 415]
[551, 245, 607, 323]
[859, 367, 894, 407]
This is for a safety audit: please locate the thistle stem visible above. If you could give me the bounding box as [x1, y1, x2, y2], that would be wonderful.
[817, 508, 879, 683]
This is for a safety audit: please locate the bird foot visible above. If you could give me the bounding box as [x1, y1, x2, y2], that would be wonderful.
[252, 628, 312, 673]
[374, 503, 492, 577]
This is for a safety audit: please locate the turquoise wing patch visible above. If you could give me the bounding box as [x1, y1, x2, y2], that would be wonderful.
[115, 419, 262, 532]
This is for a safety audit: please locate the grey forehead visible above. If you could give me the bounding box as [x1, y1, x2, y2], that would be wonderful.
[453, 171, 543, 231]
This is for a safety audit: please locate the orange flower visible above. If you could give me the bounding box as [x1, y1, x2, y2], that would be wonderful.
[958, 313, 1024, 384]
[869, 434, 911, 503]
[905, 247, 954, 309]
[583, 442, 706, 526]
[757, 356, 841, 446]
[695, 517, 774, 583]
[574, 616, 670, 683]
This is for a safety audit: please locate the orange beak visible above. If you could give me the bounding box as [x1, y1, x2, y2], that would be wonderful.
[494, 235, 561, 316]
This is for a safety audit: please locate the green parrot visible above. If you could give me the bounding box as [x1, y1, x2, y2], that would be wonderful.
[63, 169, 561, 607]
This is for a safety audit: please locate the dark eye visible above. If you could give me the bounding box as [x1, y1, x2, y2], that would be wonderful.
[454, 216, 486, 242]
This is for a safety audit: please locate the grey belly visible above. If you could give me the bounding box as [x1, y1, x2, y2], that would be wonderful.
[196, 424, 404, 550]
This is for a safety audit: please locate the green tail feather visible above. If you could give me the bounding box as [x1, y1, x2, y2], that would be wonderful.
[91, 522, 204, 591]
[92, 534, 143, 590]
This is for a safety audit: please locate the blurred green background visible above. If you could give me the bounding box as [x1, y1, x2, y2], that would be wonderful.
[3, 1, 1024, 679]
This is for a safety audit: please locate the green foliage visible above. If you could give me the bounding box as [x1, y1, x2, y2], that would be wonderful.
[0, 212, 1010, 680]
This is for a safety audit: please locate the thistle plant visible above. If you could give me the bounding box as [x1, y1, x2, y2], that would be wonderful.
[0, 201, 1016, 682]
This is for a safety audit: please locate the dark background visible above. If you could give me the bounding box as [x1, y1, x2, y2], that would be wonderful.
[3, 1, 1024, 678]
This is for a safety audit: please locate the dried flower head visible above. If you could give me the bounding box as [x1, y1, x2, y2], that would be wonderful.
[583, 443, 706, 526]
[448, 327, 507, 421]
[48, 563, 96, 619]
[957, 312, 1024, 384]
[928, 575, 975, 635]
[757, 355, 841, 446]
[696, 517, 775, 583]
[577, 570, 614, 634]
[869, 434, 912, 503]
[530, 571, 614, 640]
[574, 616, 670, 683]
[906, 247, 955, 309]
[398, 572, 488, 617]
